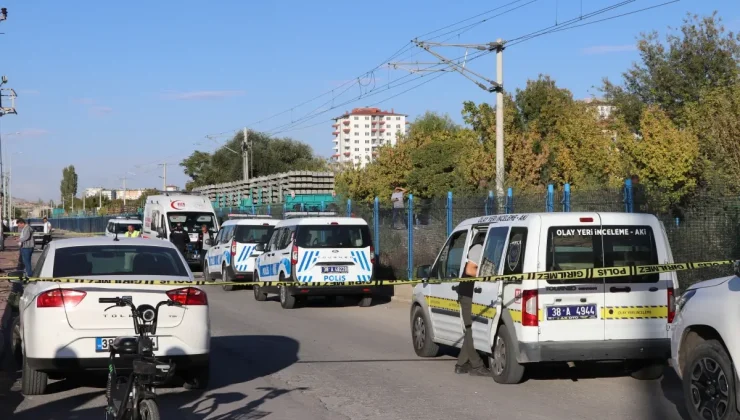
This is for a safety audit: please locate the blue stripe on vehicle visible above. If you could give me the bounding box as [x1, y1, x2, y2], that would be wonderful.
[310, 251, 319, 267]
[360, 251, 371, 272]
[297, 251, 308, 272]
[351, 251, 359, 264]
[237, 246, 248, 262]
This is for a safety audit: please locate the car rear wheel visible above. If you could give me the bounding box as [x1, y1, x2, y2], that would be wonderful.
[279, 276, 296, 309]
[358, 296, 373, 307]
[489, 324, 526, 384]
[11, 316, 22, 366]
[203, 263, 212, 281]
[683, 339, 739, 420]
[221, 265, 234, 291]
[21, 353, 48, 395]
[411, 305, 440, 357]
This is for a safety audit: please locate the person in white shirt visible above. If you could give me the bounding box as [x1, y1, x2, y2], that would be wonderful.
[42, 217, 53, 249]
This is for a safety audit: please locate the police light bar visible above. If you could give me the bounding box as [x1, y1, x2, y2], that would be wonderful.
[227, 214, 273, 219]
[284, 211, 338, 218]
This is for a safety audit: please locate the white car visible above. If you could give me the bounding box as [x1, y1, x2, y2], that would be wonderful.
[203, 216, 277, 291]
[13, 237, 211, 396]
[670, 262, 740, 420]
[104, 217, 143, 238]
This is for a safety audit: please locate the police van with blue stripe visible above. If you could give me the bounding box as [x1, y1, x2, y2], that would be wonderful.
[203, 215, 277, 291]
[253, 213, 379, 309]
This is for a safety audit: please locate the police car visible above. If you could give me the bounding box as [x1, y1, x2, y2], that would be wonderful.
[203, 216, 277, 291]
[253, 214, 379, 309]
[104, 217, 143, 238]
[410, 212, 678, 384]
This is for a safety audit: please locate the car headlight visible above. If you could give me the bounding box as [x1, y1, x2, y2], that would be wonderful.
[676, 289, 697, 313]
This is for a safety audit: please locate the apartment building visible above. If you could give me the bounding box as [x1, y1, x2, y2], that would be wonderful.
[331, 107, 408, 168]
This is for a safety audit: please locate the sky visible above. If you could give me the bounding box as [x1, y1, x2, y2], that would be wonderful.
[0, 0, 738, 201]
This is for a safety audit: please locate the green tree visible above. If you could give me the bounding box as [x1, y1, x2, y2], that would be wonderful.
[180, 130, 327, 190]
[602, 12, 740, 132]
[60, 165, 78, 207]
[514, 74, 573, 136]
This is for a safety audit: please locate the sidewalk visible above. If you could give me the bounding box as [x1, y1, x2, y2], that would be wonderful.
[0, 237, 20, 371]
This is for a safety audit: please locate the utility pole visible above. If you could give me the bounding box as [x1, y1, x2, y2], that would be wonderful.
[390, 39, 505, 198]
[242, 127, 250, 182]
[120, 172, 135, 208]
[158, 163, 167, 190]
[0, 10, 9, 251]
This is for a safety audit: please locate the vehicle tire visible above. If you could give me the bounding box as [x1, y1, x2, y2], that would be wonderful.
[358, 295, 373, 307]
[221, 264, 234, 292]
[183, 363, 210, 390]
[682, 339, 739, 420]
[279, 282, 296, 309]
[253, 285, 267, 301]
[411, 305, 440, 357]
[203, 263, 212, 282]
[138, 398, 161, 420]
[489, 324, 526, 384]
[21, 352, 48, 396]
[630, 359, 666, 380]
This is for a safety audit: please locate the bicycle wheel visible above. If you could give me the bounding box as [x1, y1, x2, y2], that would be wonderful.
[138, 399, 160, 420]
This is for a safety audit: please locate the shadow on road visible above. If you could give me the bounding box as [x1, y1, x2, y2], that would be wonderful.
[261, 294, 393, 308]
[0, 334, 302, 419]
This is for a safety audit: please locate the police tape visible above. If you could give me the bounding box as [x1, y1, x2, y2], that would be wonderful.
[0, 259, 736, 288]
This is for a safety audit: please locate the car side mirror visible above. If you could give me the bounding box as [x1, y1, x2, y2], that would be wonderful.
[205, 238, 213, 246]
[416, 265, 431, 280]
[734, 260, 740, 278]
[255, 243, 265, 252]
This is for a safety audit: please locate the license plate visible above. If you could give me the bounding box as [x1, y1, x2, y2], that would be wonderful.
[546, 304, 597, 320]
[95, 337, 159, 352]
[321, 266, 348, 273]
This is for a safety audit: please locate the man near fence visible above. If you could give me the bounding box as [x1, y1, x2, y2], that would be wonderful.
[16, 218, 34, 277]
[391, 187, 408, 230]
[455, 239, 490, 377]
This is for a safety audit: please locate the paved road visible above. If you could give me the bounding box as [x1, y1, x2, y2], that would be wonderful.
[1, 268, 690, 419]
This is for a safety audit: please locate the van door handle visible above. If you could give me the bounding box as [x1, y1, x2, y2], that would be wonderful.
[610, 286, 631, 293]
[281, 252, 289, 255]
[474, 287, 482, 294]
[451, 285, 458, 292]
[648, 287, 659, 292]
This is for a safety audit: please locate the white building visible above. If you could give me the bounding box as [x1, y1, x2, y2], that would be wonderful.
[581, 97, 615, 120]
[84, 187, 114, 200]
[331, 107, 408, 168]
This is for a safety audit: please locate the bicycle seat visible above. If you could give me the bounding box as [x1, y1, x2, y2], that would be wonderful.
[110, 337, 139, 355]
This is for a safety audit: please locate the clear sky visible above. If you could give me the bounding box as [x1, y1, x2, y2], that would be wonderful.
[1, 0, 738, 201]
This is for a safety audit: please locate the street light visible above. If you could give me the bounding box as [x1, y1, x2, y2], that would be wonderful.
[8, 151, 21, 220]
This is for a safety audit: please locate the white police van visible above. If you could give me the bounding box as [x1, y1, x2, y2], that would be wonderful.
[253, 213, 378, 309]
[410, 212, 678, 384]
[203, 215, 277, 291]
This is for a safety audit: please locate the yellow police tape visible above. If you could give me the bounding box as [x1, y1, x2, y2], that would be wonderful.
[0, 259, 735, 288]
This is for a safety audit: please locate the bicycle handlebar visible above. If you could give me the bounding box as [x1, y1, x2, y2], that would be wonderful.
[98, 297, 181, 335]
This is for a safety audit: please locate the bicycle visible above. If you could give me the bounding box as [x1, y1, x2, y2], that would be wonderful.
[98, 296, 179, 420]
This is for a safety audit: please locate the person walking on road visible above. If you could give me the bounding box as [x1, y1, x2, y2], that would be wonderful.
[455, 239, 490, 377]
[16, 218, 34, 277]
[41, 217, 53, 249]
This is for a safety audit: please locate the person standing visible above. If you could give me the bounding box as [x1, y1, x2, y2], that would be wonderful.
[391, 187, 408, 230]
[197, 224, 213, 268]
[169, 223, 190, 257]
[455, 240, 490, 376]
[41, 217, 53, 249]
[16, 218, 34, 277]
[124, 224, 140, 237]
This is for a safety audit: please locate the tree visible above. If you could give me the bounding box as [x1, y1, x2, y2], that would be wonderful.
[514, 75, 573, 136]
[602, 12, 740, 132]
[619, 107, 699, 209]
[60, 165, 78, 205]
[180, 130, 327, 190]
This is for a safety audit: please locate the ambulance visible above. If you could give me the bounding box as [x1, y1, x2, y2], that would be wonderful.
[410, 212, 678, 384]
[141, 193, 219, 267]
[253, 215, 381, 309]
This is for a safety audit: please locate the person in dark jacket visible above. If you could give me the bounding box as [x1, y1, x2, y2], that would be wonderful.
[196, 224, 213, 268]
[169, 223, 190, 257]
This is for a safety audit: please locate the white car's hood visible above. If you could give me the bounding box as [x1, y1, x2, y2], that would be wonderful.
[687, 275, 734, 291]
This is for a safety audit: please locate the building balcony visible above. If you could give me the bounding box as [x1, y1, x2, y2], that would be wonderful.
[332, 123, 339, 128]
[343, 128, 350, 133]
[379, 128, 385, 132]
[344, 152, 351, 156]
[343, 120, 350, 125]
[371, 128, 378, 132]
[332, 131, 339, 136]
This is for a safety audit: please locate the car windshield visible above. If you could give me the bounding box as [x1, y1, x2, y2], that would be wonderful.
[30, 225, 44, 233]
[112, 223, 141, 234]
[234, 225, 274, 244]
[295, 225, 372, 249]
[53, 245, 189, 277]
[168, 212, 216, 233]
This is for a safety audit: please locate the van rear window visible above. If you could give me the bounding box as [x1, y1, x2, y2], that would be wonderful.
[545, 225, 659, 284]
[296, 225, 372, 249]
[234, 225, 274, 244]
